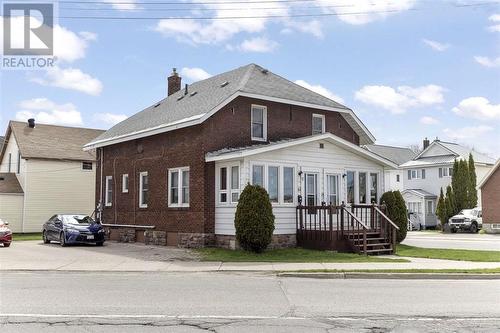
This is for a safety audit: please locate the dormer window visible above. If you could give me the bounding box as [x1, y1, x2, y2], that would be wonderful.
[251, 105, 267, 141]
[312, 114, 325, 135]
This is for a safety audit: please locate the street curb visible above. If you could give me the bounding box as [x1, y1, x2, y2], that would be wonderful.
[277, 272, 500, 280]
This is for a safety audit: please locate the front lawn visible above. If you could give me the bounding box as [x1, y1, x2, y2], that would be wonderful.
[196, 248, 409, 263]
[396, 244, 500, 262]
[12, 233, 42, 241]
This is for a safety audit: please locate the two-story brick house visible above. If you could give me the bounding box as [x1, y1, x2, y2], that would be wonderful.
[400, 138, 495, 229]
[85, 64, 398, 248]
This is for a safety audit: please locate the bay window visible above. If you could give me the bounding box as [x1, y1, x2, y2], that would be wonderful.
[168, 167, 189, 207]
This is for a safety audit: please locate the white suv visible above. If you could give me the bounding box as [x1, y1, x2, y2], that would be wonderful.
[449, 208, 482, 233]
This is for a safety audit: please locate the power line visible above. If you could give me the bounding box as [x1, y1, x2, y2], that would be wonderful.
[56, 0, 319, 4]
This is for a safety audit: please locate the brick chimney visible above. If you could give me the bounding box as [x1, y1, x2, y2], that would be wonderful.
[27, 118, 35, 128]
[167, 68, 181, 96]
[423, 137, 430, 150]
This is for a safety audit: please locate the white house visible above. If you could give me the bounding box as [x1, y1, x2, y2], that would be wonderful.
[400, 139, 495, 228]
[0, 120, 104, 232]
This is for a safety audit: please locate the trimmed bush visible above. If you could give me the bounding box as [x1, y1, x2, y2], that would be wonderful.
[380, 190, 408, 243]
[234, 184, 275, 253]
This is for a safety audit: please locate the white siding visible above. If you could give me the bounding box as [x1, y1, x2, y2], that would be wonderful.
[420, 144, 452, 157]
[384, 169, 404, 192]
[215, 139, 387, 235]
[0, 194, 24, 232]
[0, 134, 27, 189]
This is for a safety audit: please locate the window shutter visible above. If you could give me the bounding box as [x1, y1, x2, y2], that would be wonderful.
[439, 168, 442, 178]
[408, 170, 411, 180]
[422, 169, 426, 179]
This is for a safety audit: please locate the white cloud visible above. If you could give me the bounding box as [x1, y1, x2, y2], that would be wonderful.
[79, 31, 98, 41]
[282, 20, 324, 38]
[93, 113, 128, 126]
[31, 66, 103, 96]
[420, 116, 439, 125]
[180, 67, 212, 82]
[474, 56, 500, 68]
[488, 13, 500, 32]
[355, 84, 445, 114]
[104, 0, 138, 11]
[239, 37, 278, 53]
[16, 98, 83, 127]
[422, 39, 450, 52]
[294, 80, 344, 104]
[452, 97, 500, 121]
[443, 125, 493, 140]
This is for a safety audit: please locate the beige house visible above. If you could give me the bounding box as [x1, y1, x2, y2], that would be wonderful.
[0, 120, 103, 232]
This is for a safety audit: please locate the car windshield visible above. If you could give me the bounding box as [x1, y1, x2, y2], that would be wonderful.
[61, 215, 94, 225]
[459, 209, 472, 215]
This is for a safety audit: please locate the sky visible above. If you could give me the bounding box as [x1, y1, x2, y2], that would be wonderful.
[1, 0, 499, 157]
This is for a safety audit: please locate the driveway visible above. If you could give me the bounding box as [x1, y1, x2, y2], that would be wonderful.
[403, 231, 500, 251]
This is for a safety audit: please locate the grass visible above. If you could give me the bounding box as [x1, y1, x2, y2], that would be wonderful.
[196, 248, 409, 263]
[396, 244, 500, 262]
[279, 268, 500, 274]
[12, 233, 42, 241]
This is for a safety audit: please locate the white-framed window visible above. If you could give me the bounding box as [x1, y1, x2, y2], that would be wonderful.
[346, 171, 355, 204]
[326, 174, 340, 205]
[252, 164, 264, 187]
[82, 161, 93, 171]
[370, 173, 378, 204]
[408, 202, 422, 214]
[439, 167, 453, 178]
[122, 174, 129, 193]
[427, 200, 434, 215]
[358, 172, 367, 204]
[304, 172, 318, 206]
[168, 167, 189, 207]
[396, 174, 400, 182]
[139, 172, 148, 208]
[283, 167, 294, 204]
[217, 164, 240, 205]
[312, 113, 325, 135]
[251, 104, 267, 141]
[105, 176, 113, 207]
[268, 166, 279, 203]
[408, 169, 425, 180]
[250, 163, 296, 205]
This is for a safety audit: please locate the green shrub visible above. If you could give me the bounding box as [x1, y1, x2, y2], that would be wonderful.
[380, 190, 408, 243]
[234, 184, 275, 253]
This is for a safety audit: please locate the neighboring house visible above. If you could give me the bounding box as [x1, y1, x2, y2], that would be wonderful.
[478, 159, 500, 234]
[0, 120, 104, 232]
[400, 138, 495, 229]
[363, 144, 416, 192]
[85, 64, 398, 249]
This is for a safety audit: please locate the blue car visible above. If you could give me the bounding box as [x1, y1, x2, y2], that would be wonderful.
[42, 214, 105, 246]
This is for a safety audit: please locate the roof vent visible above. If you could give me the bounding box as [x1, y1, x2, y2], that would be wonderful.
[190, 91, 197, 97]
[184, 83, 188, 95]
[177, 95, 184, 101]
[27, 118, 35, 128]
[220, 81, 229, 87]
[261, 68, 269, 74]
[153, 102, 161, 108]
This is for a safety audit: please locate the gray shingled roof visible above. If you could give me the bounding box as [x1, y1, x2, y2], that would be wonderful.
[363, 144, 416, 166]
[87, 63, 374, 147]
[403, 189, 437, 198]
[0, 173, 23, 194]
[1, 121, 104, 162]
[437, 141, 496, 164]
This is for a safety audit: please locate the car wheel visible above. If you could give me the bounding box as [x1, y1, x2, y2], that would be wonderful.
[43, 231, 50, 244]
[470, 223, 478, 234]
[96, 242, 104, 246]
[3, 243, 10, 247]
[60, 232, 67, 247]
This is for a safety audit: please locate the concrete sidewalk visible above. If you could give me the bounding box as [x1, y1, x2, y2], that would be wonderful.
[1, 241, 499, 273]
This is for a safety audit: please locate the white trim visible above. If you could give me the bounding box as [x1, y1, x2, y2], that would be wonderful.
[105, 176, 112, 207]
[478, 158, 500, 189]
[251, 104, 267, 142]
[312, 113, 325, 135]
[84, 92, 375, 150]
[206, 133, 398, 168]
[216, 163, 241, 206]
[122, 174, 129, 193]
[139, 171, 148, 208]
[168, 167, 190, 208]
[249, 162, 297, 206]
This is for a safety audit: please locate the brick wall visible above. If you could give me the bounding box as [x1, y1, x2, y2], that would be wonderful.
[97, 96, 360, 245]
[481, 167, 500, 225]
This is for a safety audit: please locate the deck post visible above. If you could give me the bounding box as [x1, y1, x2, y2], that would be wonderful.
[363, 229, 367, 255]
[340, 202, 345, 240]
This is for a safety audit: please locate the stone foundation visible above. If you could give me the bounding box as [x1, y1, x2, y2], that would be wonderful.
[215, 234, 296, 250]
[178, 233, 215, 248]
[144, 231, 167, 246]
[105, 227, 136, 243]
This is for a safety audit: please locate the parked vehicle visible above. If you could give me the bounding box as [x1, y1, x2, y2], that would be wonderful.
[42, 214, 105, 246]
[449, 208, 482, 233]
[0, 219, 13, 247]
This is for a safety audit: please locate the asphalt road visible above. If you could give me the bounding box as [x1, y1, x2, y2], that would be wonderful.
[1, 271, 499, 332]
[403, 232, 500, 251]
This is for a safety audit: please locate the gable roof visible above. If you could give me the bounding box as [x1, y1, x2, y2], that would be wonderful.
[402, 189, 437, 199]
[0, 121, 104, 162]
[0, 173, 23, 194]
[85, 64, 375, 150]
[410, 140, 495, 166]
[205, 133, 398, 168]
[478, 159, 500, 189]
[363, 144, 416, 166]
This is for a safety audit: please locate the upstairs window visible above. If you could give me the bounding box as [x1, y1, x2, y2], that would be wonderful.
[439, 167, 453, 178]
[408, 169, 425, 180]
[139, 172, 148, 208]
[168, 167, 189, 207]
[105, 176, 113, 207]
[396, 174, 400, 182]
[122, 174, 129, 193]
[82, 161, 93, 171]
[251, 105, 267, 141]
[312, 114, 325, 135]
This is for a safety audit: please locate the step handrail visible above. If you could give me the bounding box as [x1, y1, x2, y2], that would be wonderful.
[342, 207, 369, 230]
[374, 206, 400, 230]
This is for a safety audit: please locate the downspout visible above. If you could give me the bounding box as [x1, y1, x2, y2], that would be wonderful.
[99, 148, 104, 222]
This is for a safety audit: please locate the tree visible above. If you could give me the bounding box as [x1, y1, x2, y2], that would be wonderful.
[380, 191, 407, 243]
[451, 159, 469, 212]
[445, 185, 456, 220]
[234, 184, 275, 253]
[467, 153, 478, 208]
[436, 187, 447, 228]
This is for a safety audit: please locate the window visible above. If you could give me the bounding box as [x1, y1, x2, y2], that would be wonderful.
[427, 200, 434, 215]
[283, 167, 294, 203]
[252, 165, 264, 187]
[312, 114, 325, 135]
[326, 174, 339, 205]
[122, 174, 129, 193]
[17, 151, 21, 174]
[370, 173, 378, 203]
[346, 171, 355, 204]
[82, 161, 92, 171]
[218, 165, 240, 204]
[304, 173, 318, 206]
[8, 153, 11, 173]
[251, 105, 267, 141]
[105, 176, 113, 207]
[268, 166, 279, 203]
[139, 172, 148, 208]
[358, 172, 367, 203]
[168, 167, 189, 207]
[408, 169, 425, 180]
[219, 167, 227, 203]
[396, 174, 400, 182]
[230, 166, 239, 203]
[408, 202, 422, 214]
[439, 167, 453, 178]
